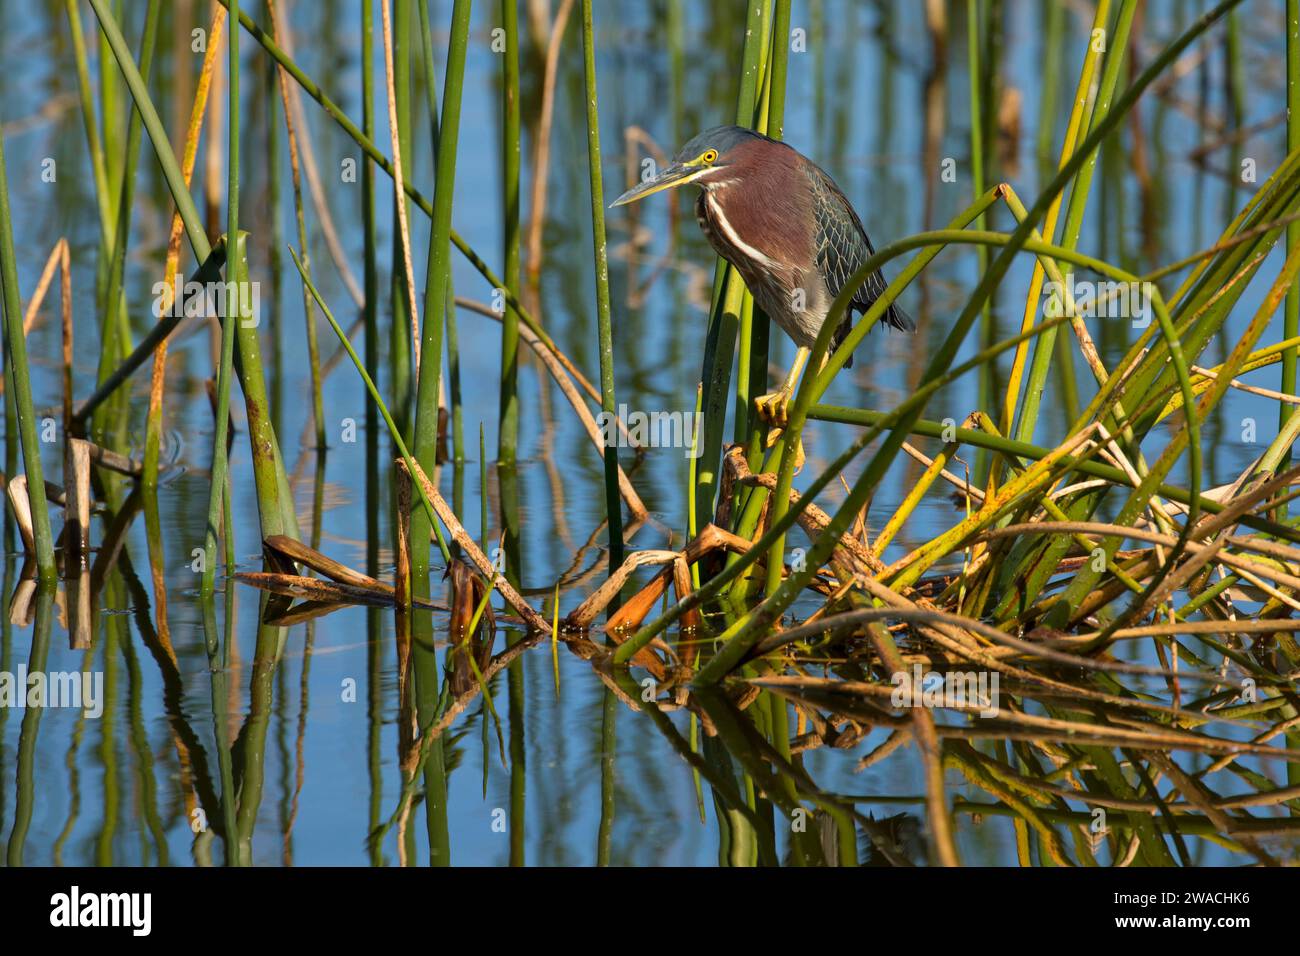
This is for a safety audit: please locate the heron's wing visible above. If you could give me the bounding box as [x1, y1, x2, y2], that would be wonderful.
[806, 163, 913, 333]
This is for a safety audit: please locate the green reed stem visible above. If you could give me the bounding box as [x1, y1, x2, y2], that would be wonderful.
[409, 0, 463, 866]
[362, 0, 377, 384]
[580, 0, 625, 580]
[64, 0, 113, 241]
[1012, 0, 1135, 448]
[499, 0, 522, 464]
[93, 0, 159, 439]
[362, 0, 381, 585]
[1282, 0, 1300, 496]
[968, 0, 992, 478]
[234, 241, 298, 541]
[741, 0, 789, 460]
[88, 0, 206, 259]
[417, 0, 463, 465]
[202, 0, 242, 592]
[409, 0, 471, 582]
[695, 0, 769, 536]
[806, 404, 1293, 542]
[266, 17, 283, 441]
[0, 138, 56, 580]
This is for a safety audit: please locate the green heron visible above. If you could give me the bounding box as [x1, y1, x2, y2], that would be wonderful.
[613, 125, 912, 458]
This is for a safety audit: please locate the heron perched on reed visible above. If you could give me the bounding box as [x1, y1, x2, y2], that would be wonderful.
[614, 125, 912, 460]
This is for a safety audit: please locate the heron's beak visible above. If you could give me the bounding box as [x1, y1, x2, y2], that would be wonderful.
[611, 162, 709, 207]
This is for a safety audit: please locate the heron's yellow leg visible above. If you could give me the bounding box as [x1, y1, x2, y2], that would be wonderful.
[754, 346, 812, 428]
[755, 346, 815, 472]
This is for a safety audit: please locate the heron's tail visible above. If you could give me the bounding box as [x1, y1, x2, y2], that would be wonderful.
[884, 300, 915, 333]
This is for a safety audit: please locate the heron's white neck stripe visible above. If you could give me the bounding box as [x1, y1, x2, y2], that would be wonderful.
[705, 191, 779, 271]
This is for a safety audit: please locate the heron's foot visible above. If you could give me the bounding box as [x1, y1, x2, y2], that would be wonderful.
[764, 427, 806, 474]
[754, 388, 793, 428]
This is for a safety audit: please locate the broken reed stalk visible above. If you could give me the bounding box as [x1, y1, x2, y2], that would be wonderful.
[400, 457, 548, 632]
[524, 0, 575, 284]
[579, 522, 751, 632]
[64, 439, 92, 567]
[145, 4, 226, 495]
[447, 558, 496, 697]
[237, 571, 443, 611]
[58, 240, 73, 443]
[5, 476, 35, 556]
[264, 534, 390, 590]
[395, 455, 413, 607]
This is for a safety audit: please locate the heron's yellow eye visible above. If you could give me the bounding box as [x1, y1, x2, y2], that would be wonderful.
[701, 149, 718, 164]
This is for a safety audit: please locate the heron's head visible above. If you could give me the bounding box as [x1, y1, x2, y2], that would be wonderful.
[611, 126, 776, 206]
